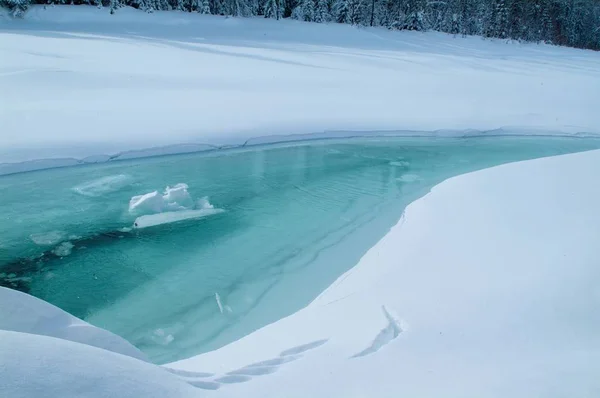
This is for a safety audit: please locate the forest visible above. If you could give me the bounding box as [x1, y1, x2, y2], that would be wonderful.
[3, 0, 600, 50]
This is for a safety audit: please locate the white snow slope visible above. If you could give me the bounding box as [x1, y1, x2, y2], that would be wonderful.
[1, 5, 600, 169]
[0, 286, 147, 362]
[166, 148, 600, 398]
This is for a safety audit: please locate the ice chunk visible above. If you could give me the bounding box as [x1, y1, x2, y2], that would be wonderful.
[163, 183, 193, 210]
[133, 208, 224, 229]
[151, 329, 175, 346]
[215, 292, 224, 314]
[129, 183, 195, 214]
[30, 231, 67, 246]
[128, 191, 164, 214]
[396, 174, 420, 183]
[52, 242, 74, 257]
[197, 196, 214, 210]
[72, 174, 132, 197]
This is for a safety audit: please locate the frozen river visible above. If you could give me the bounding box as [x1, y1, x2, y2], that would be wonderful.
[1, 136, 599, 363]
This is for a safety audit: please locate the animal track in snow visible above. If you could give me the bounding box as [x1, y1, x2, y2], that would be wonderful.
[351, 305, 402, 358]
[215, 375, 252, 384]
[168, 339, 328, 390]
[279, 339, 328, 356]
[243, 355, 299, 368]
[163, 367, 214, 378]
[227, 366, 278, 376]
[186, 380, 221, 390]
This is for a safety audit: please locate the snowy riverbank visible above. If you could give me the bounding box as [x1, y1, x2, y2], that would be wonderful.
[165, 148, 600, 397]
[2, 5, 600, 172]
[2, 6, 600, 396]
[2, 148, 600, 397]
[0, 151, 600, 398]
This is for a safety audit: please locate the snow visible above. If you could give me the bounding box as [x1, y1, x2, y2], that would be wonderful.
[1, 5, 600, 172]
[166, 149, 600, 397]
[2, 6, 600, 396]
[2, 148, 599, 396]
[0, 286, 148, 362]
[0, 330, 199, 398]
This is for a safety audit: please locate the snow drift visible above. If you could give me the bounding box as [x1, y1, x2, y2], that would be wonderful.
[0, 286, 147, 361]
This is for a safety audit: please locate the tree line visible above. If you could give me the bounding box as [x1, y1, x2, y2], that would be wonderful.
[3, 0, 600, 50]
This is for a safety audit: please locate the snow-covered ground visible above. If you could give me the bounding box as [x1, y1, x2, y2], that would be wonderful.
[2, 6, 600, 397]
[1, 5, 600, 169]
[2, 149, 599, 397]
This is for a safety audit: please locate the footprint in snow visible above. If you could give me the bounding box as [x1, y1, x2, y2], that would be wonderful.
[165, 338, 328, 390]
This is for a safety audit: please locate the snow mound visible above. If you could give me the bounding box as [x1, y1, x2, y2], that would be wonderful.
[0, 287, 147, 362]
[0, 330, 198, 398]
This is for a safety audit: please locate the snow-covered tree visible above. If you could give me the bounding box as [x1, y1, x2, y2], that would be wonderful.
[263, 0, 282, 18]
[1, 0, 28, 17]
[313, 0, 330, 22]
[3, 0, 599, 50]
[292, 0, 314, 21]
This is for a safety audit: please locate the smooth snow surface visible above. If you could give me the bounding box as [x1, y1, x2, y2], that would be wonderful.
[0, 286, 147, 361]
[169, 149, 600, 397]
[1, 5, 600, 168]
[0, 330, 198, 398]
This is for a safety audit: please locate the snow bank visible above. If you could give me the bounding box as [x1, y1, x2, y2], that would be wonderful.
[0, 286, 148, 362]
[168, 149, 600, 397]
[0, 330, 199, 398]
[1, 5, 600, 170]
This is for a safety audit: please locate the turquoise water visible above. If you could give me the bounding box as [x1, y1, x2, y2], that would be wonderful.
[1, 136, 599, 364]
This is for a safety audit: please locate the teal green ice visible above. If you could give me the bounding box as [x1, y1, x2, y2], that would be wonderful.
[1, 136, 599, 364]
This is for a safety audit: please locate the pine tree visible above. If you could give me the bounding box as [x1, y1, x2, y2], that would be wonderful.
[313, 0, 330, 22]
[292, 0, 314, 21]
[264, 0, 281, 18]
[3, 0, 599, 51]
[198, 0, 209, 12]
[1, 0, 29, 17]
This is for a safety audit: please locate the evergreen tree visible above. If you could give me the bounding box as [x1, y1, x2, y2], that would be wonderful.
[198, 0, 209, 12]
[313, 0, 330, 22]
[264, 0, 281, 18]
[2, 0, 599, 51]
[332, 0, 348, 23]
[292, 0, 314, 21]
